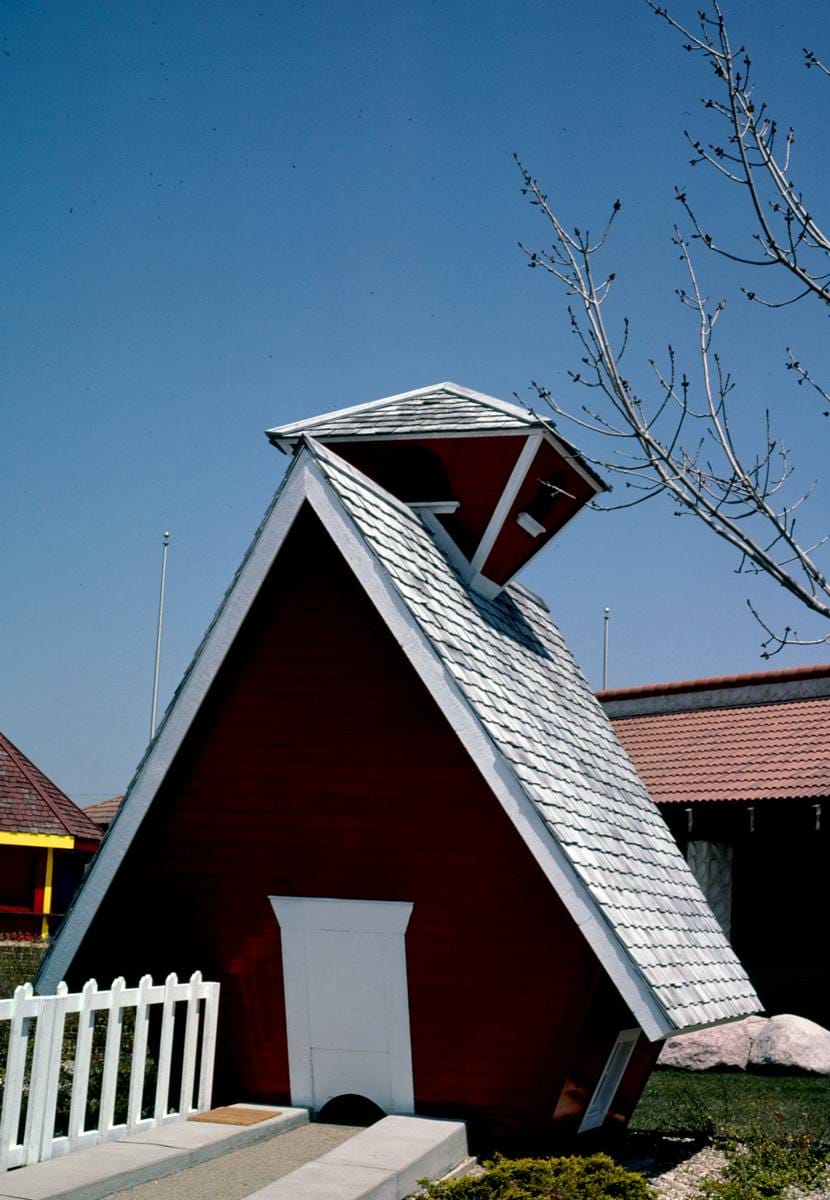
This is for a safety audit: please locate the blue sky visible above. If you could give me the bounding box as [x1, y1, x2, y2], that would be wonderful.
[3, 0, 830, 803]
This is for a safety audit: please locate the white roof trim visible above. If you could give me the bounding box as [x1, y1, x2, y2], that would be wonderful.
[40, 447, 669, 1037]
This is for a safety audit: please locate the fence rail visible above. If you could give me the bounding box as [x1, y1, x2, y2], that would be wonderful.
[0, 971, 220, 1171]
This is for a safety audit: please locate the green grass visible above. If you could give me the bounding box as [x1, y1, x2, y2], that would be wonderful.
[631, 1069, 830, 1142]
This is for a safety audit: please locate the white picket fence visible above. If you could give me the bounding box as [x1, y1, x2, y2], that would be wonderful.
[0, 972, 220, 1171]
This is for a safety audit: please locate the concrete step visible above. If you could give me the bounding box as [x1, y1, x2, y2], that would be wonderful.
[245, 1115, 468, 1200]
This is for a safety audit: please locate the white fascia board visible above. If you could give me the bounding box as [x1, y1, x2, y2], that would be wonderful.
[301, 465, 673, 1041]
[36, 461, 314, 994]
[271, 429, 534, 447]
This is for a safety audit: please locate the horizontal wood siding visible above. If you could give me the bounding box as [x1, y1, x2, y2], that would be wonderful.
[70, 506, 611, 1150]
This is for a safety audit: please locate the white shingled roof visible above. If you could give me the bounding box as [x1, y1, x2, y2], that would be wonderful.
[39, 427, 759, 1037]
[268, 381, 548, 442]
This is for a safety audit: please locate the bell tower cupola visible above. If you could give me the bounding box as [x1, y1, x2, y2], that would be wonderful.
[267, 382, 606, 597]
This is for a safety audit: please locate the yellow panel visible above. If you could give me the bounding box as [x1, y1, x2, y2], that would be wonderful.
[0, 831, 74, 849]
[41, 847, 54, 939]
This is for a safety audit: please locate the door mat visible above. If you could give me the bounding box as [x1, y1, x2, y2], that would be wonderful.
[188, 1106, 283, 1126]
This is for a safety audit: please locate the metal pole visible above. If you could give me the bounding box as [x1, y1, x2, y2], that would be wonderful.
[602, 607, 610, 690]
[150, 532, 170, 741]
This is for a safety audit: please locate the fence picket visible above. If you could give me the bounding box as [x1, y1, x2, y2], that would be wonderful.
[0, 970, 219, 1173]
[67, 979, 96, 1148]
[97, 977, 125, 1137]
[196, 982, 220, 1112]
[153, 973, 177, 1122]
[126, 975, 151, 1131]
[38, 982, 70, 1162]
[178, 971, 202, 1115]
[0, 983, 33, 1171]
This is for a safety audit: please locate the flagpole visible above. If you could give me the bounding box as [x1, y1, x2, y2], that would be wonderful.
[602, 607, 610, 690]
[150, 532, 170, 740]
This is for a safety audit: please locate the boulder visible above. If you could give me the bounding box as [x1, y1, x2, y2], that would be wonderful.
[659, 1016, 766, 1071]
[748, 1014, 830, 1074]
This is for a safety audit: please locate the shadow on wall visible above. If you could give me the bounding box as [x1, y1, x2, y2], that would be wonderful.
[317, 1093, 386, 1127]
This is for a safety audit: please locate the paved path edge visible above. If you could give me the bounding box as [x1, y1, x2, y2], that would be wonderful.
[245, 1115, 469, 1200]
[0, 1106, 310, 1200]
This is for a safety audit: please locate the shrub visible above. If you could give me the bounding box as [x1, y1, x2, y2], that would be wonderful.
[700, 1131, 829, 1200]
[417, 1153, 654, 1200]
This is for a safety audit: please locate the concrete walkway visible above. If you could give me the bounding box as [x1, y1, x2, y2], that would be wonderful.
[108, 1122, 362, 1200]
[0, 1110, 469, 1200]
[0, 1107, 309, 1200]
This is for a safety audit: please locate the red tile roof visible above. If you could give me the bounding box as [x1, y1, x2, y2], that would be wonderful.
[83, 795, 123, 828]
[0, 731, 102, 841]
[602, 663, 830, 805]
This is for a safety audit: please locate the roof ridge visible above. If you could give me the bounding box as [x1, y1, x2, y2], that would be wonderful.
[0, 729, 81, 836]
[266, 381, 541, 441]
[597, 660, 830, 702]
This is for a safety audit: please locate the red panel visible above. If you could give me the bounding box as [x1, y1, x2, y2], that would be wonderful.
[483, 440, 595, 585]
[69, 507, 621, 1152]
[333, 435, 526, 558]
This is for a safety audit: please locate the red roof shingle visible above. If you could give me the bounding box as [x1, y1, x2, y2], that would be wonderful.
[0, 731, 102, 841]
[603, 664, 830, 805]
[83, 795, 123, 829]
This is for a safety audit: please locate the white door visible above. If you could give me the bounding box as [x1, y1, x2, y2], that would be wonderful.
[269, 896, 415, 1114]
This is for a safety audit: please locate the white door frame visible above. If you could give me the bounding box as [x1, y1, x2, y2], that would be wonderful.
[269, 896, 415, 1114]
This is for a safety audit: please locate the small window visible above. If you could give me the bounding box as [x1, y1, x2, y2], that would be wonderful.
[578, 1028, 639, 1133]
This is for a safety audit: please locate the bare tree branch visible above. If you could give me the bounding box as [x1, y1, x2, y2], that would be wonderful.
[803, 48, 830, 76]
[515, 3, 830, 655]
[516, 136, 830, 655]
[647, 1, 830, 309]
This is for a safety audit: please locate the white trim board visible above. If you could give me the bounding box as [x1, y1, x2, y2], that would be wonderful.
[40, 445, 668, 1038]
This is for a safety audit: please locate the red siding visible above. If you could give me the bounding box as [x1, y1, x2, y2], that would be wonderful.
[70, 506, 631, 1151]
[483, 440, 595, 585]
